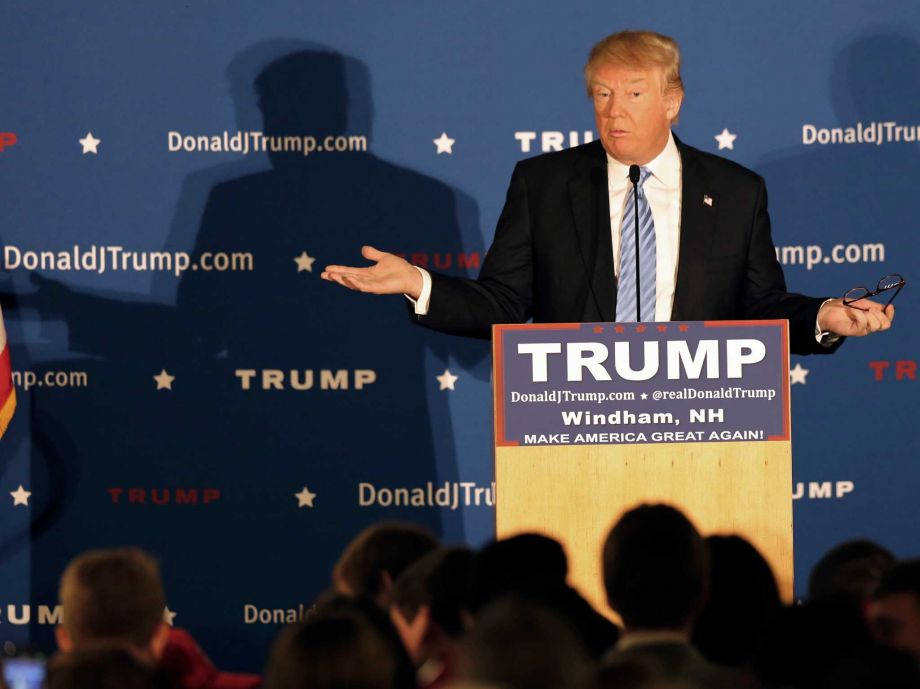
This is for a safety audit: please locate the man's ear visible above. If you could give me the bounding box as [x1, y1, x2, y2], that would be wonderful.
[666, 90, 684, 122]
[55, 625, 73, 652]
[149, 622, 171, 660]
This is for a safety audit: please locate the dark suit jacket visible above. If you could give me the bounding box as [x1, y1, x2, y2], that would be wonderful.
[416, 135, 840, 356]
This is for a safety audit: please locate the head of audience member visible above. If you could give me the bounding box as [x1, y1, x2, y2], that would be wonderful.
[824, 644, 920, 689]
[603, 504, 708, 635]
[754, 601, 873, 688]
[456, 598, 590, 689]
[821, 644, 920, 689]
[867, 559, 920, 659]
[808, 538, 895, 616]
[757, 603, 920, 689]
[692, 535, 782, 668]
[583, 30, 684, 166]
[46, 648, 169, 689]
[332, 522, 439, 607]
[311, 594, 417, 689]
[390, 547, 473, 666]
[467, 534, 567, 610]
[55, 548, 170, 664]
[468, 533, 620, 658]
[265, 596, 414, 689]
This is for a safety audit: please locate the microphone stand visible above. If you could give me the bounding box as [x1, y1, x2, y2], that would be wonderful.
[629, 165, 641, 322]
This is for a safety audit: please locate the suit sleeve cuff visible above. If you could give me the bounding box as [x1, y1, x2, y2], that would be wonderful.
[405, 266, 432, 315]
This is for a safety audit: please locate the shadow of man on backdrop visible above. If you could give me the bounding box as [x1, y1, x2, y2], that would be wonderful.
[757, 30, 920, 298]
[755, 29, 920, 590]
[16, 42, 487, 666]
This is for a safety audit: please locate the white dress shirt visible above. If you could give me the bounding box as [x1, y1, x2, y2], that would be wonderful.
[608, 132, 681, 322]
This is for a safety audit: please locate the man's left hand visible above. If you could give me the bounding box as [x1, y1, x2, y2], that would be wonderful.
[818, 298, 895, 337]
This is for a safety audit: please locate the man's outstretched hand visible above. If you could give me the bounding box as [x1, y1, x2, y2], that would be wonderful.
[818, 298, 895, 337]
[321, 246, 423, 299]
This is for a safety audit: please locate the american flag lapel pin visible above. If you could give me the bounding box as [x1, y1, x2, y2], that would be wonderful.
[703, 194, 713, 207]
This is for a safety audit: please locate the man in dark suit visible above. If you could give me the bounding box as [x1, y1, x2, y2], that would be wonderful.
[323, 31, 894, 353]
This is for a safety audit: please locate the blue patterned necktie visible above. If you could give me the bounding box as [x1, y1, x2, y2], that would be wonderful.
[615, 167, 656, 322]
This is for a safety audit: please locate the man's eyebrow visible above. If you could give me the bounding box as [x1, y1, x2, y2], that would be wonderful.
[591, 77, 649, 88]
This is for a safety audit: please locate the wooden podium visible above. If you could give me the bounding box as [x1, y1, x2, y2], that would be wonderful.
[492, 321, 793, 616]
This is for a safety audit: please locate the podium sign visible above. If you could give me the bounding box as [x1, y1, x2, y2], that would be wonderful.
[492, 321, 793, 613]
[494, 321, 790, 446]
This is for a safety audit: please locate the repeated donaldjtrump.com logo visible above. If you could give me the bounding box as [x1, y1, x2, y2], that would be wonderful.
[492, 321, 790, 446]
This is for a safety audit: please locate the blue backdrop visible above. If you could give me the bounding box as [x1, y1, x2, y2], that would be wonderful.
[1, 0, 918, 671]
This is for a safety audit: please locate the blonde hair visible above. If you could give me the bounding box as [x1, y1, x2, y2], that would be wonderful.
[584, 30, 684, 98]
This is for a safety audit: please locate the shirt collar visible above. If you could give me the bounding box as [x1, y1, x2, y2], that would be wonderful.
[606, 131, 681, 190]
[616, 629, 690, 651]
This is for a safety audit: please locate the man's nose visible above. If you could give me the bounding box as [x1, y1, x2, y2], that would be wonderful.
[604, 94, 625, 118]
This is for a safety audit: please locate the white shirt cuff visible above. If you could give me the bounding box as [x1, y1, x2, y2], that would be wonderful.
[405, 266, 432, 315]
[815, 298, 840, 346]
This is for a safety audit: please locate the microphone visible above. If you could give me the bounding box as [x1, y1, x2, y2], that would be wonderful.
[628, 164, 641, 322]
[628, 164, 641, 185]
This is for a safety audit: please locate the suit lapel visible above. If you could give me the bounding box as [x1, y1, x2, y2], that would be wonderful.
[672, 140, 717, 320]
[568, 141, 615, 322]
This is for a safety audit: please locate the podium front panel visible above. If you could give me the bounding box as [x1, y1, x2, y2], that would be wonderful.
[492, 321, 793, 613]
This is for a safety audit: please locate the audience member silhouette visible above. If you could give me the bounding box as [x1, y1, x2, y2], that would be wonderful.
[54, 548, 259, 689]
[264, 596, 414, 689]
[310, 594, 417, 689]
[809, 538, 895, 617]
[692, 535, 782, 670]
[332, 522, 439, 607]
[601, 504, 738, 689]
[820, 644, 920, 689]
[761, 598, 920, 688]
[46, 648, 174, 689]
[467, 533, 620, 658]
[454, 598, 591, 689]
[55, 549, 170, 663]
[754, 597, 905, 688]
[867, 559, 920, 659]
[390, 547, 473, 688]
[593, 656, 679, 689]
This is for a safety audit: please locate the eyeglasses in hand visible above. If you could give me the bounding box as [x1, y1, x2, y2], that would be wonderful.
[842, 273, 905, 311]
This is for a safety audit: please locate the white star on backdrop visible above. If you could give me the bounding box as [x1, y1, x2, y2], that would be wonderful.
[153, 369, 175, 390]
[436, 369, 458, 390]
[10, 485, 31, 507]
[163, 606, 177, 626]
[79, 132, 101, 154]
[295, 486, 317, 508]
[294, 252, 316, 272]
[433, 133, 455, 155]
[790, 363, 809, 385]
[714, 128, 737, 150]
